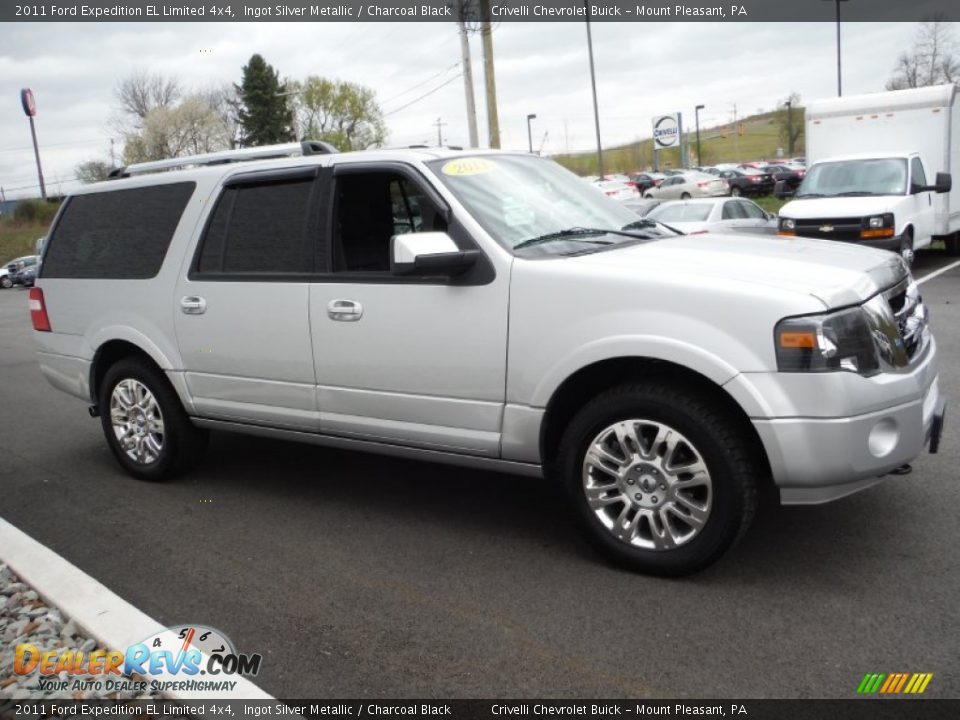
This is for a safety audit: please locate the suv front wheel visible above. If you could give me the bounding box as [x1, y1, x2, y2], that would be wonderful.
[558, 382, 759, 576]
[99, 358, 207, 481]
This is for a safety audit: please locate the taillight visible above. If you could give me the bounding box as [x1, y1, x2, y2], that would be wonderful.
[28, 287, 51, 332]
[653, 179, 662, 186]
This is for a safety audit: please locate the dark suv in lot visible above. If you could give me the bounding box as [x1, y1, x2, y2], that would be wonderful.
[717, 169, 774, 197]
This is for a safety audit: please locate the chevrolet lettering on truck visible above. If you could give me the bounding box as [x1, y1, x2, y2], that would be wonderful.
[30, 142, 946, 575]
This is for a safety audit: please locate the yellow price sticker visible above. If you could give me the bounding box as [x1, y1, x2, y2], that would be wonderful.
[441, 158, 498, 176]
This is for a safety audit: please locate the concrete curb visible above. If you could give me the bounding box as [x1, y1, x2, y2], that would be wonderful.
[0, 516, 273, 702]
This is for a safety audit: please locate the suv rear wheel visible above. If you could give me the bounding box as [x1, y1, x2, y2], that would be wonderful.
[99, 358, 207, 481]
[557, 382, 759, 576]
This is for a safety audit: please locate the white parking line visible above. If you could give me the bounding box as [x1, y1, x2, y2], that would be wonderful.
[0, 517, 275, 702]
[917, 258, 960, 285]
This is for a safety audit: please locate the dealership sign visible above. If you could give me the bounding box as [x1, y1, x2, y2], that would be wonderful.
[652, 113, 681, 150]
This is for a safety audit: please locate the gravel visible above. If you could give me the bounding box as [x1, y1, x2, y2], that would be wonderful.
[0, 563, 163, 707]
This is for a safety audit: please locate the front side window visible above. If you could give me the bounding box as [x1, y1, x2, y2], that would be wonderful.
[334, 171, 447, 273]
[910, 157, 927, 191]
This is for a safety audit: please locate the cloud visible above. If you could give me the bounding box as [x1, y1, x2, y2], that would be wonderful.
[0, 20, 922, 197]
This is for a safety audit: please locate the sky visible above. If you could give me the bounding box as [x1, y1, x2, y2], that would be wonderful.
[0, 20, 927, 198]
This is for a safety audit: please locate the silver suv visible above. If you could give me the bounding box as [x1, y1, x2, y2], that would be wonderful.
[31, 143, 946, 575]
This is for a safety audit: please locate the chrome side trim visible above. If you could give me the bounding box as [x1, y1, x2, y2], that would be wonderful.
[190, 418, 544, 478]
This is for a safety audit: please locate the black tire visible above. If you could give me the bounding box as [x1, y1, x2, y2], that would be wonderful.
[947, 233, 960, 257]
[98, 358, 208, 481]
[0, 276, 11, 289]
[557, 382, 759, 576]
[730, 186, 742, 197]
[680, 192, 692, 200]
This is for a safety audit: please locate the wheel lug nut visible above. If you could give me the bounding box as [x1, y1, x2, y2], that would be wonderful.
[651, 497, 658, 504]
[627, 478, 634, 485]
[634, 493, 642, 501]
[659, 484, 666, 490]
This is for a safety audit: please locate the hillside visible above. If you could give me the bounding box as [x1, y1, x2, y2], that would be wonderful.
[553, 109, 805, 175]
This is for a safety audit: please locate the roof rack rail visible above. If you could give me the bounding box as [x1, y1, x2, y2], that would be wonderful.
[405, 144, 464, 150]
[108, 140, 338, 179]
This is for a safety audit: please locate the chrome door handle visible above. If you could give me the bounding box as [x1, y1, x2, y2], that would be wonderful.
[327, 299, 363, 321]
[180, 296, 207, 315]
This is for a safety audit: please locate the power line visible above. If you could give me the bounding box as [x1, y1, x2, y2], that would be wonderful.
[380, 62, 460, 105]
[383, 72, 464, 117]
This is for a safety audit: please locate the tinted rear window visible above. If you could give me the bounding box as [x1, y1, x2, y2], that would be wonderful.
[42, 182, 195, 279]
[196, 178, 315, 275]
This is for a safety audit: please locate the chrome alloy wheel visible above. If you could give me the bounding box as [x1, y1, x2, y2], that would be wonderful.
[582, 420, 713, 550]
[110, 379, 165, 465]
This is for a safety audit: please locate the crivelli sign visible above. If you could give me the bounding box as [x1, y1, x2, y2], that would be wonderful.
[652, 114, 681, 150]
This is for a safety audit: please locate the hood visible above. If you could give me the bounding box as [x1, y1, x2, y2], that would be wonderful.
[781, 195, 901, 219]
[566, 233, 907, 308]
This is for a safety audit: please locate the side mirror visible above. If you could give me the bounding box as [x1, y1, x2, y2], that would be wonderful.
[391, 232, 479, 277]
[774, 180, 794, 199]
[934, 171, 952, 193]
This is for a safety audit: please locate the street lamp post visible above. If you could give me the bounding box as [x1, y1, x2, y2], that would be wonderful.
[526, 113, 537, 154]
[584, 2, 604, 177]
[822, 0, 850, 97]
[20, 89, 47, 201]
[694, 104, 705, 166]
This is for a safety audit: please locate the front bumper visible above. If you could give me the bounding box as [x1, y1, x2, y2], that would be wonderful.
[729, 334, 945, 504]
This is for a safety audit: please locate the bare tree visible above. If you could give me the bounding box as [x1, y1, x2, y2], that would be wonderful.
[887, 16, 960, 90]
[122, 94, 233, 163]
[115, 71, 182, 123]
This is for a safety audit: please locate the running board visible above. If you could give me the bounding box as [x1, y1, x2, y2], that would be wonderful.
[190, 418, 544, 479]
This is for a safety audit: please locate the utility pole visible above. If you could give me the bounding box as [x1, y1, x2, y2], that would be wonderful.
[457, 0, 479, 148]
[434, 117, 447, 147]
[526, 113, 537, 154]
[694, 104, 705, 166]
[785, 100, 794, 156]
[585, 2, 604, 177]
[110, 138, 117, 168]
[732, 103, 739, 163]
[478, 0, 500, 148]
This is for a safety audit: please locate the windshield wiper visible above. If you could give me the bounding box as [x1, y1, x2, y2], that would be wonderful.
[622, 218, 683, 236]
[513, 227, 613, 250]
[795, 192, 826, 198]
[832, 191, 885, 197]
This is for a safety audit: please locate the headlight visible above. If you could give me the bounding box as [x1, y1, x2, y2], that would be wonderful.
[780, 218, 796, 231]
[861, 213, 895, 238]
[775, 307, 880, 375]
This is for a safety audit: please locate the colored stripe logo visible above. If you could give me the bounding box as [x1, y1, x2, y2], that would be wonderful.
[857, 672, 933, 694]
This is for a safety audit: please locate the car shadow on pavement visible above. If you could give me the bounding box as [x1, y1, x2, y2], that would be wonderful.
[181, 430, 918, 584]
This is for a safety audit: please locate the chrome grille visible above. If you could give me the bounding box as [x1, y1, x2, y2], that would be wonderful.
[864, 278, 928, 370]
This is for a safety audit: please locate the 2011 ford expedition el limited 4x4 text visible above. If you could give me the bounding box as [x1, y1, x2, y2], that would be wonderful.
[29, 143, 946, 575]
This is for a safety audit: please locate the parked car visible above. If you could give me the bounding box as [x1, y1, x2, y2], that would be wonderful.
[717, 168, 775, 197]
[31, 143, 945, 577]
[760, 164, 805, 193]
[15, 262, 38, 287]
[4, 255, 38, 286]
[646, 198, 778, 235]
[622, 197, 663, 217]
[0, 265, 12, 289]
[591, 179, 640, 202]
[627, 172, 665, 194]
[643, 172, 728, 200]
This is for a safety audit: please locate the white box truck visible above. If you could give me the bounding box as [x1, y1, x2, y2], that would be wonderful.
[778, 84, 960, 261]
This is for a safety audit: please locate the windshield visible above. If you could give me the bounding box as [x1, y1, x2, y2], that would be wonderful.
[427, 155, 672, 255]
[797, 158, 907, 197]
[648, 203, 712, 222]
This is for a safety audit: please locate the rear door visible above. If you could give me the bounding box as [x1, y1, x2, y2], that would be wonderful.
[307, 162, 509, 456]
[173, 167, 324, 430]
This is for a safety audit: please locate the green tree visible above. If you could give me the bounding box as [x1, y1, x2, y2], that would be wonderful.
[290, 76, 387, 151]
[774, 93, 803, 157]
[235, 54, 295, 146]
[75, 160, 113, 183]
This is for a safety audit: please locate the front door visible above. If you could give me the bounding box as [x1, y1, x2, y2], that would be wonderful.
[308, 163, 510, 456]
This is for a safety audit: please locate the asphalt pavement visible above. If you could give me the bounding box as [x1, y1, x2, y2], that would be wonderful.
[1, 252, 958, 699]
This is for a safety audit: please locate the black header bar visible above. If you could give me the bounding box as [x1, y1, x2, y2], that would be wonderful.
[4, 0, 960, 23]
